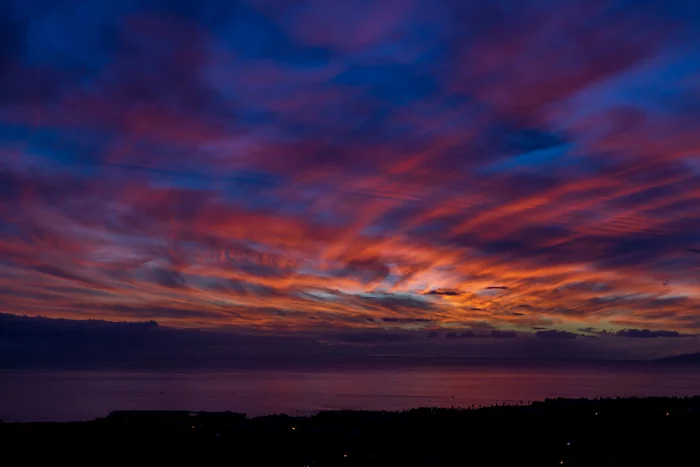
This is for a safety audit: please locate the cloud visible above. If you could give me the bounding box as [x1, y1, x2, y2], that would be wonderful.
[149, 267, 187, 288]
[0, 0, 699, 362]
[339, 257, 391, 283]
[535, 330, 578, 340]
[446, 331, 476, 339]
[381, 317, 432, 324]
[491, 330, 517, 339]
[332, 331, 416, 343]
[616, 329, 685, 339]
[424, 288, 463, 296]
[3, 313, 700, 367]
[358, 293, 435, 313]
[29, 265, 107, 290]
[0, 313, 373, 368]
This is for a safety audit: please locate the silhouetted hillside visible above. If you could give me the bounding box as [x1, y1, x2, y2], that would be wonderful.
[2, 397, 700, 466]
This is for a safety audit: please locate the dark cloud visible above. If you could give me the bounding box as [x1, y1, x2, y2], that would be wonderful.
[359, 293, 434, 313]
[332, 331, 415, 344]
[0, 313, 326, 369]
[491, 330, 517, 338]
[3, 313, 700, 367]
[149, 267, 187, 288]
[238, 262, 292, 279]
[424, 288, 463, 296]
[340, 257, 391, 283]
[446, 331, 476, 339]
[209, 279, 284, 298]
[478, 124, 566, 160]
[0, 313, 158, 337]
[0, 168, 22, 201]
[485, 286, 509, 290]
[616, 329, 684, 339]
[30, 265, 105, 289]
[381, 317, 433, 324]
[0, 3, 25, 73]
[535, 330, 578, 340]
[107, 305, 228, 320]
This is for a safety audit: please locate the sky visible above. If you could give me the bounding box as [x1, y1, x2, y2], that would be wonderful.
[2, 0, 700, 365]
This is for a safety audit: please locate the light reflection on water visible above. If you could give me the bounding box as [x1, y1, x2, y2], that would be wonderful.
[1, 362, 699, 422]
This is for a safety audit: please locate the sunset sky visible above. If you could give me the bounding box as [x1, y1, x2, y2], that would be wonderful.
[2, 0, 700, 364]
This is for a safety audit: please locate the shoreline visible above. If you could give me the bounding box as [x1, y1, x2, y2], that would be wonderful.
[4, 395, 700, 424]
[3, 397, 699, 465]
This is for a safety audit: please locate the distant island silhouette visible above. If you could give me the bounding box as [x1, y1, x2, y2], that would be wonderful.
[656, 352, 700, 363]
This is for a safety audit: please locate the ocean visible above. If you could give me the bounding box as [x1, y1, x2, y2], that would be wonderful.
[2, 361, 699, 422]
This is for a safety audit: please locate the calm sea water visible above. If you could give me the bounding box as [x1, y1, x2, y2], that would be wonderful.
[2, 362, 699, 422]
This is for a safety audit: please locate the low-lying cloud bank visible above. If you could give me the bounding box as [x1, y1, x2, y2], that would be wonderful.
[1, 314, 697, 369]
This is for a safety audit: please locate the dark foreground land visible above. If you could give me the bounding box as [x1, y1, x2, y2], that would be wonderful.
[2, 397, 699, 466]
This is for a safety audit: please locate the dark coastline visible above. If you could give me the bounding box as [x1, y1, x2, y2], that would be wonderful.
[2, 397, 699, 466]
